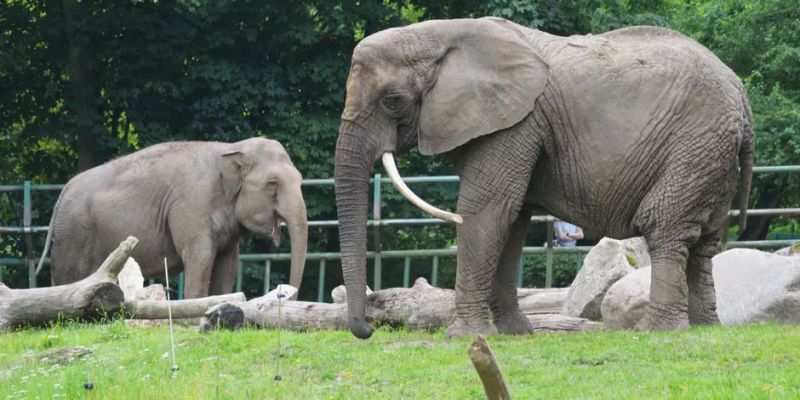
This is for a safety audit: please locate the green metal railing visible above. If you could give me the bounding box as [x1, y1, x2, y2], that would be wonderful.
[2, 165, 800, 301]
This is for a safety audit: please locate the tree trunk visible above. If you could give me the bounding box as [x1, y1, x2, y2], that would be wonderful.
[0, 237, 138, 330]
[62, 0, 104, 171]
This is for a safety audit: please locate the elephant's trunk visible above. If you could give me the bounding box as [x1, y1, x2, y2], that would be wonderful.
[282, 187, 308, 298]
[334, 121, 376, 339]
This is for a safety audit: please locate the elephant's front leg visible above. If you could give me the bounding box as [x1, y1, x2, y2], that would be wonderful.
[179, 237, 217, 299]
[490, 206, 534, 334]
[445, 127, 541, 338]
[209, 242, 240, 296]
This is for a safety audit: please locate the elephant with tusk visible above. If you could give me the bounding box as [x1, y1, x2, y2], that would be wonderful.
[38, 138, 308, 299]
[334, 17, 754, 339]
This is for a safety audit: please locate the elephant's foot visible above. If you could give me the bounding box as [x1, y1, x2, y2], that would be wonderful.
[634, 303, 690, 331]
[688, 305, 720, 326]
[493, 310, 533, 335]
[445, 318, 498, 338]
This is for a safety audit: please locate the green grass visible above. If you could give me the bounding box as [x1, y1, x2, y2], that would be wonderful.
[1, 321, 799, 399]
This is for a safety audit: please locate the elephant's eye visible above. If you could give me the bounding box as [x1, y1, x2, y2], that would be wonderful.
[381, 93, 405, 113]
[266, 181, 277, 191]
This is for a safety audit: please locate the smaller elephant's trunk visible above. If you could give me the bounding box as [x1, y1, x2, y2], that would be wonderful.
[281, 187, 308, 299]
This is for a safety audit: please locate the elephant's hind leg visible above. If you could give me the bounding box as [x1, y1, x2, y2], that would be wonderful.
[210, 243, 239, 295]
[686, 231, 722, 325]
[490, 206, 534, 335]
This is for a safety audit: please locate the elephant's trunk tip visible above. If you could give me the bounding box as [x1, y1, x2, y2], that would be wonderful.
[349, 318, 374, 339]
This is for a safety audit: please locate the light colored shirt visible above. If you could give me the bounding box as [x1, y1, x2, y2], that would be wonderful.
[554, 221, 579, 247]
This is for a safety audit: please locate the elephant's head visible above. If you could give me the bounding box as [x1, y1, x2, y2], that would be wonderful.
[221, 138, 308, 294]
[335, 17, 550, 338]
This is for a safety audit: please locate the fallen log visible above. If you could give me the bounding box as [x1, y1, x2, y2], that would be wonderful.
[125, 293, 246, 320]
[0, 237, 138, 331]
[469, 335, 512, 400]
[204, 278, 599, 333]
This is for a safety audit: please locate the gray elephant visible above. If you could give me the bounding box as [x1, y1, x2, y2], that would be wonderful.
[37, 138, 308, 298]
[334, 17, 754, 339]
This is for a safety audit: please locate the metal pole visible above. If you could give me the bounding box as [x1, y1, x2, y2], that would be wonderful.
[264, 259, 271, 294]
[517, 258, 524, 288]
[373, 173, 382, 291]
[546, 219, 554, 288]
[23, 180, 36, 288]
[178, 272, 185, 300]
[235, 260, 243, 293]
[318, 259, 326, 302]
[431, 256, 438, 287]
[403, 257, 411, 288]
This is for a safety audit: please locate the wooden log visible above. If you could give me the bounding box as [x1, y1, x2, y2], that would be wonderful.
[527, 314, 602, 332]
[469, 335, 512, 400]
[124, 293, 246, 319]
[205, 279, 597, 333]
[0, 237, 138, 330]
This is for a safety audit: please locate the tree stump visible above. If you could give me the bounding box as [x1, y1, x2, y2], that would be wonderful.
[469, 335, 511, 400]
[0, 237, 138, 330]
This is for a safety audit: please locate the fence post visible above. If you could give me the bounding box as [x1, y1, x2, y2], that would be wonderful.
[517, 258, 524, 288]
[403, 257, 411, 288]
[318, 259, 326, 302]
[431, 256, 438, 287]
[373, 173, 382, 291]
[546, 218, 554, 288]
[23, 180, 36, 288]
[236, 259, 243, 293]
[264, 259, 271, 294]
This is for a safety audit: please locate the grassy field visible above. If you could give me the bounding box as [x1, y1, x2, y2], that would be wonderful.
[1, 321, 799, 399]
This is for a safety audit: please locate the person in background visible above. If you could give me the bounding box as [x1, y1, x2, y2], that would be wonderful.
[554, 219, 584, 247]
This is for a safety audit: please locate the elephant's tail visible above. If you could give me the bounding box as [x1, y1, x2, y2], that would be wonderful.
[737, 92, 755, 232]
[35, 184, 67, 276]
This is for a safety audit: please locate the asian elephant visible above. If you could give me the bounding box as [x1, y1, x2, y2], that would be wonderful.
[37, 138, 308, 299]
[334, 17, 754, 339]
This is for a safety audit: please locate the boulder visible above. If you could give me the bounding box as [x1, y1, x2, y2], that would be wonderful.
[714, 249, 800, 325]
[774, 243, 800, 256]
[600, 249, 800, 328]
[600, 266, 651, 330]
[117, 257, 145, 300]
[561, 237, 649, 320]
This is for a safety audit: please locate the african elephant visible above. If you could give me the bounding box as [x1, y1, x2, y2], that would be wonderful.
[334, 17, 754, 339]
[37, 138, 308, 299]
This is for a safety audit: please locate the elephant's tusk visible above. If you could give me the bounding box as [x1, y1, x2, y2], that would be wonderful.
[381, 153, 463, 224]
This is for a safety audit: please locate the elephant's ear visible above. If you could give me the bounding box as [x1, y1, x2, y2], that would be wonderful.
[418, 18, 549, 155]
[220, 151, 247, 200]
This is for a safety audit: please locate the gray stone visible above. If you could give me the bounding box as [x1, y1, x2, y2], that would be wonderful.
[117, 257, 145, 300]
[714, 249, 800, 325]
[519, 288, 569, 315]
[774, 243, 800, 256]
[600, 266, 651, 330]
[561, 237, 649, 320]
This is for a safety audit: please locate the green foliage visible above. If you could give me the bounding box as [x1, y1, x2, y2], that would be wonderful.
[1, 323, 799, 398]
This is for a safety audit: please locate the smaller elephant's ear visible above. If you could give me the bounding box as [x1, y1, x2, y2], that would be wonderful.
[418, 18, 550, 155]
[220, 151, 247, 200]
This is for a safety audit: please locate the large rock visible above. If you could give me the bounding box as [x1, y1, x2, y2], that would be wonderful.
[600, 266, 651, 329]
[561, 237, 649, 320]
[714, 249, 800, 325]
[118, 257, 145, 300]
[774, 243, 800, 256]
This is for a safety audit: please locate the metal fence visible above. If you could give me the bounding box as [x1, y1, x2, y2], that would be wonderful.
[2, 165, 800, 301]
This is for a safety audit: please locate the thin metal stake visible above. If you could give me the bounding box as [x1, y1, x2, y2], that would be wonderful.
[164, 257, 178, 374]
[274, 287, 285, 382]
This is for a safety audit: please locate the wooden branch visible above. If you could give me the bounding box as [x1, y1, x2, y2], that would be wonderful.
[469, 335, 511, 400]
[125, 293, 246, 319]
[0, 237, 138, 330]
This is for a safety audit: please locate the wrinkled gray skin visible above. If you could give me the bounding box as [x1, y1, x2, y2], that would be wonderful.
[335, 17, 754, 339]
[41, 138, 308, 298]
